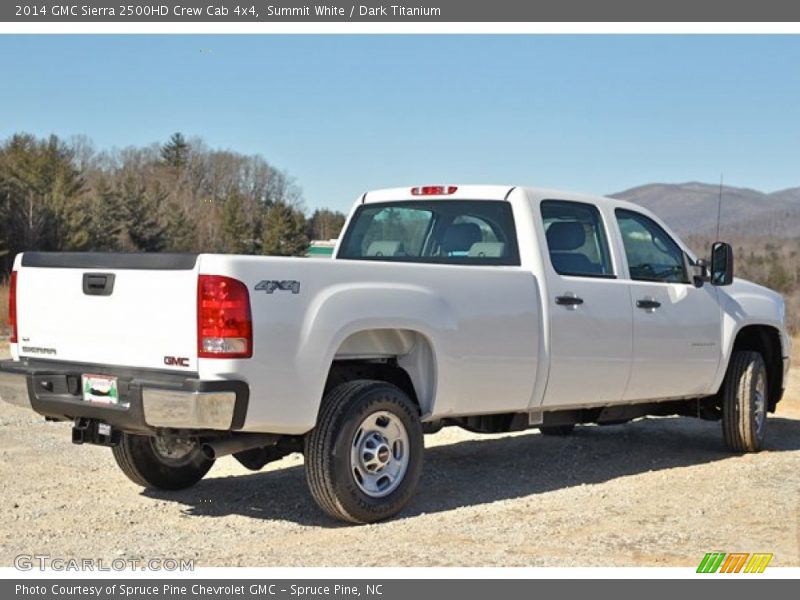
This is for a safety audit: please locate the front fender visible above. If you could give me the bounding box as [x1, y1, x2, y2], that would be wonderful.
[712, 278, 788, 393]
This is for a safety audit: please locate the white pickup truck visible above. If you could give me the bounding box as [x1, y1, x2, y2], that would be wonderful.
[0, 185, 791, 523]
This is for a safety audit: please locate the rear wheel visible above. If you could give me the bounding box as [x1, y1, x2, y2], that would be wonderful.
[722, 350, 768, 453]
[305, 380, 423, 524]
[112, 433, 214, 490]
[539, 424, 575, 436]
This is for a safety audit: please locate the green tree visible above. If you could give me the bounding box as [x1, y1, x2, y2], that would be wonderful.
[58, 194, 95, 251]
[162, 200, 198, 252]
[160, 132, 189, 169]
[0, 131, 312, 272]
[261, 202, 308, 256]
[0, 134, 85, 264]
[120, 177, 166, 251]
[82, 183, 124, 251]
[221, 192, 254, 254]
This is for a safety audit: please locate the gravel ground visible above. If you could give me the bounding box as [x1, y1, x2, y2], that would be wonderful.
[1, 344, 798, 567]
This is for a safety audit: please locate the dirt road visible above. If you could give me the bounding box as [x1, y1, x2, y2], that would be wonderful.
[1, 344, 798, 567]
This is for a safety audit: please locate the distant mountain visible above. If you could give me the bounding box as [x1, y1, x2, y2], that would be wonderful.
[610, 182, 800, 239]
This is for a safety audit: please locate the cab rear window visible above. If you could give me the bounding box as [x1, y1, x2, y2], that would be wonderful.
[337, 200, 520, 266]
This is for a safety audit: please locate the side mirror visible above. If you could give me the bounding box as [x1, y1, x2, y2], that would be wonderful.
[710, 242, 734, 286]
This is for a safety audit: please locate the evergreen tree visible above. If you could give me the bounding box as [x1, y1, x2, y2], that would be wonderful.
[261, 202, 309, 256]
[120, 177, 166, 251]
[58, 194, 94, 251]
[83, 183, 124, 251]
[221, 192, 254, 254]
[160, 132, 189, 169]
[0, 134, 84, 255]
[162, 200, 198, 252]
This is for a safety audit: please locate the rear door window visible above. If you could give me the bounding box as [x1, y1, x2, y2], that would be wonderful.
[541, 200, 614, 278]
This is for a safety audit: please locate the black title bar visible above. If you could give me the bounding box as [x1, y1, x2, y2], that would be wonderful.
[6, 579, 800, 599]
[4, 0, 800, 22]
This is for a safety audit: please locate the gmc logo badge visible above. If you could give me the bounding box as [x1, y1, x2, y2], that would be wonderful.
[164, 356, 190, 367]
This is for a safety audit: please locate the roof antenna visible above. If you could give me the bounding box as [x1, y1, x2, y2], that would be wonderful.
[715, 173, 724, 241]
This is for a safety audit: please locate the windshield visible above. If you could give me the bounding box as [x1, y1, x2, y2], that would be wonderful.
[337, 200, 520, 266]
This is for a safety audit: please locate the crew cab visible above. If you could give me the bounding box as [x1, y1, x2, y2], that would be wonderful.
[0, 185, 791, 523]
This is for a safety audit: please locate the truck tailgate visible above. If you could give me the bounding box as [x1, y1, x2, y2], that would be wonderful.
[15, 253, 199, 372]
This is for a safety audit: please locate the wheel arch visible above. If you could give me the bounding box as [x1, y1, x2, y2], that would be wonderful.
[728, 324, 784, 411]
[323, 328, 438, 418]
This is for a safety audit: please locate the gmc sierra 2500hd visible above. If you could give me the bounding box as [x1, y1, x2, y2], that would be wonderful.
[0, 185, 791, 523]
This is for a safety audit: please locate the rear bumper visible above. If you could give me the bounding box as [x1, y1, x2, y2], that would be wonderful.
[0, 365, 31, 409]
[0, 359, 249, 433]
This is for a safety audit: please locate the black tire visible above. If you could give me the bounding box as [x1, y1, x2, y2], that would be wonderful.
[722, 350, 768, 453]
[112, 433, 214, 490]
[539, 424, 575, 436]
[305, 380, 423, 524]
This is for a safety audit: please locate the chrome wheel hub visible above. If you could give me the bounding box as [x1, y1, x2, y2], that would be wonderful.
[351, 411, 409, 498]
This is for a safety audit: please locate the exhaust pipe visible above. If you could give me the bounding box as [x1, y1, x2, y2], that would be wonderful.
[201, 433, 279, 460]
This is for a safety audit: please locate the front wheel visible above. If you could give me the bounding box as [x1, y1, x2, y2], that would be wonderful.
[112, 433, 214, 490]
[305, 380, 424, 524]
[722, 350, 768, 453]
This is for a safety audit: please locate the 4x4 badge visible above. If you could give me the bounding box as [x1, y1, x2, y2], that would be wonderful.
[255, 280, 300, 294]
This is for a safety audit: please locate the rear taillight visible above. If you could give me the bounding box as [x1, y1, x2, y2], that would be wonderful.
[8, 271, 17, 344]
[197, 274, 252, 359]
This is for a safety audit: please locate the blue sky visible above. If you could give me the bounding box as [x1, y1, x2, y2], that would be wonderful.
[1, 35, 799, 212]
